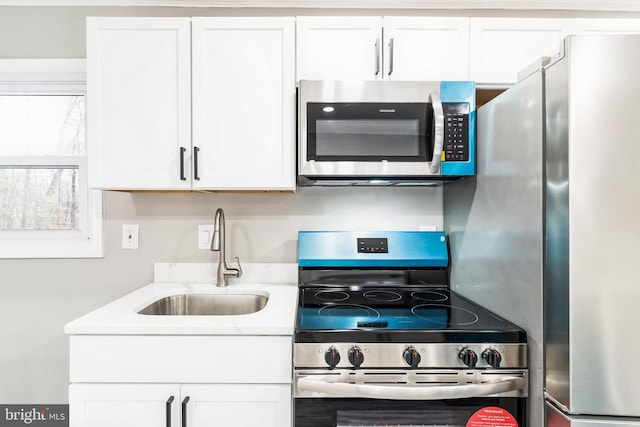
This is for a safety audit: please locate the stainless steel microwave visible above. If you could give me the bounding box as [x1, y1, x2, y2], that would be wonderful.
[298, 80, 476, 186]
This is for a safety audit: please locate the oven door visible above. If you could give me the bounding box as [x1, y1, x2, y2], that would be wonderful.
[294, 369, 527, 427]
[295, 397, 526, 427]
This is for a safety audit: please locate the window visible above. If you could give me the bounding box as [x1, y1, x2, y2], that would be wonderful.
[0, 59, 103, 258]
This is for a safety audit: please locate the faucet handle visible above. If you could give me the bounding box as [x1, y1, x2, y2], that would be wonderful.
[230, 257, 242, 278]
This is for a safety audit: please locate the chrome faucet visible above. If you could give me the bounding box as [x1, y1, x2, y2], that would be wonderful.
[211, 208, 242, 287]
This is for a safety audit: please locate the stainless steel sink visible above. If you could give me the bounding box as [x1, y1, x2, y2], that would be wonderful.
[137, 293, 268, 316]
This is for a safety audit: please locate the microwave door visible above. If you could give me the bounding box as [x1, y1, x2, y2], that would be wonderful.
[306, 103, 430, 163]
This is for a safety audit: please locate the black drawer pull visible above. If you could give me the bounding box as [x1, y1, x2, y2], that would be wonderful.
[166, 396, 175, 427]
[181, 396, 190, 427]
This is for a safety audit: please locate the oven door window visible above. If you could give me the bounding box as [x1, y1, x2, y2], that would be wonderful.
[306, 102, 431, 162]
[295, 397, 525, 427]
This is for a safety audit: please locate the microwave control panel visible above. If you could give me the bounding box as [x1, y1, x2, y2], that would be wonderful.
[443, 103, 470, 162]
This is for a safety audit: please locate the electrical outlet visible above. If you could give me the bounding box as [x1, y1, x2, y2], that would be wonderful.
[122, 224, 139, 249]
[198, 225, 214, 250]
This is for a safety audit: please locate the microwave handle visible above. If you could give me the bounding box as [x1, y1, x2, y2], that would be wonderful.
[429, 90, 445, 174]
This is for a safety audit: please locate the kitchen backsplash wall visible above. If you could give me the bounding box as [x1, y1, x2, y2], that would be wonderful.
[0, 187, 442, 403]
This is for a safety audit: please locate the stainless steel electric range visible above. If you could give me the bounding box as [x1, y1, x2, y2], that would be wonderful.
[294, 231, 528, 427]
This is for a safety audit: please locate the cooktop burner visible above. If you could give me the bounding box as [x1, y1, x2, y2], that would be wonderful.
[295, 287, 525, 344]
[295, 231, 527, 345]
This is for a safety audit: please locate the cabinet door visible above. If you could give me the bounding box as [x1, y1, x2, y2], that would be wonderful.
[69, 383, 180, 427]
[296, 16, 383, 80]
[192, 17, 295, 190]
[87, 17, 192, 190]
[470, 18, 571, 85]
[182, 384, 291, 427]
[572, 18, 640, 34]
[383, 17, 470, 81]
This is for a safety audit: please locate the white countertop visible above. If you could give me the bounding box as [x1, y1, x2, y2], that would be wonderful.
[65, 263, 299, 336]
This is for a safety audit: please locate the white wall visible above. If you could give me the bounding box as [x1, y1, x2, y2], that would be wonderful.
[0, 187, 443, 403]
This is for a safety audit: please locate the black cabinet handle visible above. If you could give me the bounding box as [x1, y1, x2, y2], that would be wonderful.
[181, 396, 190, 427]
[166, 396, 175, 427]
[193, 146, 200, 181]
[179, 147, 187, 181]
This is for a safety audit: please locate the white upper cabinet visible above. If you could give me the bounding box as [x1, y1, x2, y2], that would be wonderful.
[470, 18, 640, 86]
[296, 16, 470, 81]
[88, 17, 295, 191]
[296, 16, 383, 80]
[87, 17, 192, 190]
[382, 17, 470, 81]
[87, 16, 640, 190]
[470, 18, 571, 86]
[192, 17, 296, 190]
[571, 18, 640, 34]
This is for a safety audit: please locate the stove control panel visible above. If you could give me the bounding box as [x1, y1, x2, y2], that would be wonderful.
[295, 343, 526, 370]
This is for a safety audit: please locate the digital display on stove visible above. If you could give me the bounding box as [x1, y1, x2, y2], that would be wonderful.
[357, 237, 388, 253]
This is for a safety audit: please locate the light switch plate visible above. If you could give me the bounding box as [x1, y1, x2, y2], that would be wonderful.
[198, 225, 214, 250]
[122, 224, 139, 249]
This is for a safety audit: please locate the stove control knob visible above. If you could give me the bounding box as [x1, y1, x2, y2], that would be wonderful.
[403, 346, 421, 368]
[348, 346, 364, 368]
[482, 348, 502, 368]
[458, 347, 478, 368]
[324, 346, 341, 369]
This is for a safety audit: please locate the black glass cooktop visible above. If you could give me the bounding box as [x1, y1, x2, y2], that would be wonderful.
[295, 287, 526, 344]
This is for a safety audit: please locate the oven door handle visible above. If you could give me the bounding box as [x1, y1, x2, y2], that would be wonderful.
[297, 375, 526, 400]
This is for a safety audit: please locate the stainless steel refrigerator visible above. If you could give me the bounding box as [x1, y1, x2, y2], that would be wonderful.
[444, 34, 640, 427]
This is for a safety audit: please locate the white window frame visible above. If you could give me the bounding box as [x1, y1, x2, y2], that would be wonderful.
[0, 59, 103, 258]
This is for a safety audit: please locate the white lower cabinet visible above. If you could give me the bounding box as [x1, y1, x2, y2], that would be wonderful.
[68, 335, 293, 427]
[182, 384, 290, 427]
[69, 384, 180, 427]
[70, 383, 290, 427]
